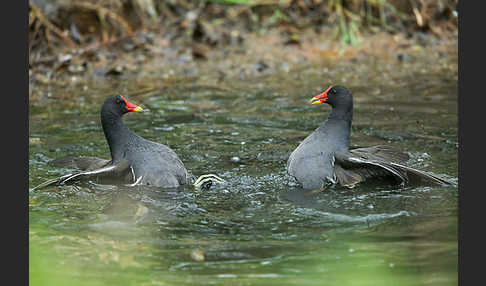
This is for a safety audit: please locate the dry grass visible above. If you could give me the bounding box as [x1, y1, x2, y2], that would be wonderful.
[29, 0, 457, 62]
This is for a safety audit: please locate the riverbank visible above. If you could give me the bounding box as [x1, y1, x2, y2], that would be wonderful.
[29, 27, 457, 102]
[29, 0, 457, 104]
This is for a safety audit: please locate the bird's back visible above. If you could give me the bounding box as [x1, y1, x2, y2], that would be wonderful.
[124, 136, 190, 187]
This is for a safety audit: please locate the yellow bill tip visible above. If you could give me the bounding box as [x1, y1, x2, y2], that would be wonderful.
[309, 96, 323, 104]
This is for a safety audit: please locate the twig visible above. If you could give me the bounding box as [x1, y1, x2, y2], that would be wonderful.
[81, 34, 141, 52]
[72, 2, 134, 36]
[409, 0, 424, 27]
[29, 0, 78, 48]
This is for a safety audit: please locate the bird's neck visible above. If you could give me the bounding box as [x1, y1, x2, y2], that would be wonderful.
[321, 104, 353, 151]
[101, 113, 131, 162]
[328, 102, 353, 122]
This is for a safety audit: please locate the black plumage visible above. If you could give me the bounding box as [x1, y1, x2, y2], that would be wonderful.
[33, 95, 223, 190]
[287, 85, 453, 190]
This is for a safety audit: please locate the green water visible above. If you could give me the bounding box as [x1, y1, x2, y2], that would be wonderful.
[29, 53, 458, 285]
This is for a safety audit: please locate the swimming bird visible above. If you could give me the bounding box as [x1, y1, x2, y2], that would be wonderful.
[286, 85, 453, 190]
[33, 95, 224, 190]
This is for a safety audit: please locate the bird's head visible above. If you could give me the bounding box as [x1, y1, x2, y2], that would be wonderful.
[309, 85, 352, 107]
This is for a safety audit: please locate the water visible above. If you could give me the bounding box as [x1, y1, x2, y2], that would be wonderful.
[29, 52, 458, 285]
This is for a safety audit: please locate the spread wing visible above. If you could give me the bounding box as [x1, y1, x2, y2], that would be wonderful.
[32, 159, 134, 190]
[348, 145, 410, 164]
[49, 155, 111, 171]
[334, 145, 453, 188]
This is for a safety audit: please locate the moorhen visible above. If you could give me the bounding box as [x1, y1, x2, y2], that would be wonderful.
[33, 95, 224, 190]
[286, 85, 453, 190]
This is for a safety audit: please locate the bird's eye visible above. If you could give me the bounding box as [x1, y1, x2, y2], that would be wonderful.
[331, 89, 336, 94]
[116, 98, 122, 104]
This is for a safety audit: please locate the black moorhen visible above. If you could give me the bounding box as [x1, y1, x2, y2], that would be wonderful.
[286, 85, 453, 190]
[33, 95, 224, 190]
